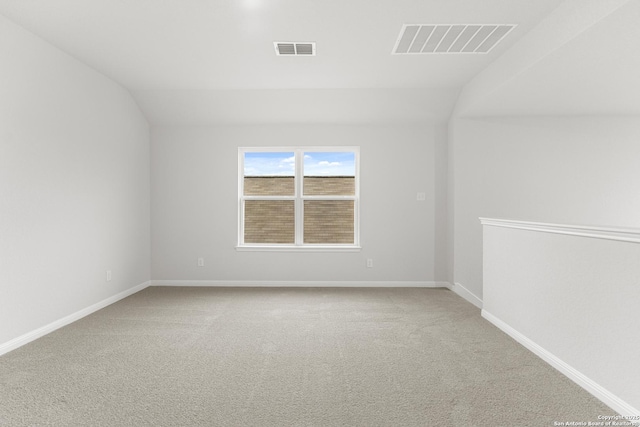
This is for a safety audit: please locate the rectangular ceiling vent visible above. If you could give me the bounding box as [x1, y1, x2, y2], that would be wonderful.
[392, 24, 516, 54]
[274, 42, 316, 56]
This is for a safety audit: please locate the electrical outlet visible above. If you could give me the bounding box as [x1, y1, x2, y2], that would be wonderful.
[106, 270, 112, 282]
[417, 192, 426, 201]
[197, 257, 204, 267]
[366, 259, 373, 268]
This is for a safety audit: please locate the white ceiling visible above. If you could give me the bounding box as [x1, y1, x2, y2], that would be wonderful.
[1, 0, 638, 123]
[458, 0, 640, 116]
[133, 88, 462, 125]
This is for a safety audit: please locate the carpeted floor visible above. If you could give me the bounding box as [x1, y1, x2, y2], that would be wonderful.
[0, 287, 614, 426]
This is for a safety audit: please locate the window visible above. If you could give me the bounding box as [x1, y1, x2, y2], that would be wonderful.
[238, 147, 360, 251]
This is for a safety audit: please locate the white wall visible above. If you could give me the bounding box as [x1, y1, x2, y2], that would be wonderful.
[433, 124, 449, 283]
[0, 15, 150, 347]
[482, 221, 640, 413]
[450, 116, 640, 301]
[151, 124, 443, 284]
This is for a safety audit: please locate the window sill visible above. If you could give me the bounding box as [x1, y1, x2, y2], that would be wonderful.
[236, 245, 362, 253]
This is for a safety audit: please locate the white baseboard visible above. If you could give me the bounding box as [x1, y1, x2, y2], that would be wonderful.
[452, 282, 483, 308]
[482, 310, 640, 421]
[151, 280, 451, 288]
[434, 281, 453, 289]
[0, 281, 150, 357]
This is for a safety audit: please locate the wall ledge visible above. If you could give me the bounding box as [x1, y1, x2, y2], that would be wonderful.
[480, 217, 640, 244]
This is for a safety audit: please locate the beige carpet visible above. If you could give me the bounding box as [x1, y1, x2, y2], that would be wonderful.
[0, 287, 613, 426]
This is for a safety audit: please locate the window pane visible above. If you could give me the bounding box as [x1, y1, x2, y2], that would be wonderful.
[303, 152, 355, 195]
[244, 152, 294, 196]
[304, 200, 354, 244]
[244, 200, 295, 244]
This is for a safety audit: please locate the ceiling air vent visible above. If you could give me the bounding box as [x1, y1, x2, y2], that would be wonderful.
[274, 42, 316, 56]
[392, 24, 515, 54]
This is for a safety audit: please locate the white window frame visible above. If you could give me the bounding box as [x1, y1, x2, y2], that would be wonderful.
[237, 146, 361, 252]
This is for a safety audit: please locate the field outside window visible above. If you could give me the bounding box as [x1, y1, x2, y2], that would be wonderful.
[238, 148, 359, 250]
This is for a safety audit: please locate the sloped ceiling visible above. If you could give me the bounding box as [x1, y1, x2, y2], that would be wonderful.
[456, 0, 640, 117]
[2, 0, 637, 123]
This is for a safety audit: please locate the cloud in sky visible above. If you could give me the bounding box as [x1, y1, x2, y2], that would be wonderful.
[244, 151, 355, 176]
[305, 152, 354, 176]
[244, 152, 294, 176]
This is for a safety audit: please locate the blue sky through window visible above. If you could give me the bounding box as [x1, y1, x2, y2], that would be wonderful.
[244, 152, 294, 176]
[244, 151, 355, 176]
[304, 152, 355, 176]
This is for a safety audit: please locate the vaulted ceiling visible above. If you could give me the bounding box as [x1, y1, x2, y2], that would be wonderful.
[0, 0, 637, 124]
[457, 0, 640, 117]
